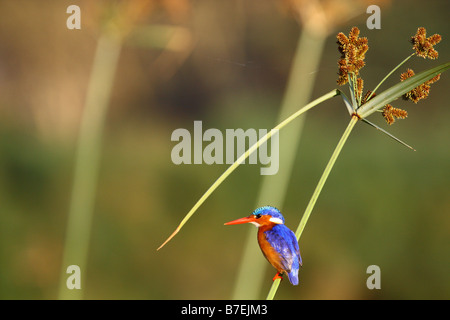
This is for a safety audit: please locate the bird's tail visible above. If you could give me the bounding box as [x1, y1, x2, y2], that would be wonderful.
[287, 268, 299, 286]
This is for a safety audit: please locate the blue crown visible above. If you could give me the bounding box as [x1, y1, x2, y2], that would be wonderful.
[252, 206, 285, 223]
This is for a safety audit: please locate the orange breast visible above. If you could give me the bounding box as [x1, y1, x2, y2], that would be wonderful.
[257, 226, 285, 274]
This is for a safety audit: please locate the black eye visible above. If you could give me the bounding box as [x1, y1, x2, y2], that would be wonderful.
[255, 214, 262, 219]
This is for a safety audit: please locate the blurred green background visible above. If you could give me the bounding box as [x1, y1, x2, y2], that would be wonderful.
[0, 0, 449, 299]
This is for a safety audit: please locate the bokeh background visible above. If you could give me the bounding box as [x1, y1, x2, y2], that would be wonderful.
[0, 0, 449, 299]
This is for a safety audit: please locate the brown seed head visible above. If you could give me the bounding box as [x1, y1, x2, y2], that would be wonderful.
[337, 27, 369, 85]
[411, 27, 441, 59]
[382, 104, 408, 125]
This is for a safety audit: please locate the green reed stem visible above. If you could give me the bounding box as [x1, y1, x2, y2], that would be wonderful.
[266, 115, 359, 300]
[295, 115, 358, 239]
[58, 34, 122, 300]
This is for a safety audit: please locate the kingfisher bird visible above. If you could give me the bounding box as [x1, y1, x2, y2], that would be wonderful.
[224, 206, 302, 285]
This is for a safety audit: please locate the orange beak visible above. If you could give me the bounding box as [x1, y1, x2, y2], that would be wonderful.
[224, 216, 256, 225]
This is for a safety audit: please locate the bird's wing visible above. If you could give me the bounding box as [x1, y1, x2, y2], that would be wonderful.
[264, 225, 300, 272]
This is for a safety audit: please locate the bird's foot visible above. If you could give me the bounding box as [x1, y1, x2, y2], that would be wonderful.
[272, 272, 283, 282]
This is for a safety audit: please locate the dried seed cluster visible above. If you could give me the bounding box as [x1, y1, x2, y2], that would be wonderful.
[411, 27, 441, 60]
[336, 27, 442, 125]
[336, 27, 369, 86]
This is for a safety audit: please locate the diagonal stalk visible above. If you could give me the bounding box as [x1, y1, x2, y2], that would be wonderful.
[294, 115, 359, 239]
[267, 115, 359, 300]
[157, 89, 339, 251]
[361, 118, 415, 151]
